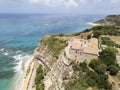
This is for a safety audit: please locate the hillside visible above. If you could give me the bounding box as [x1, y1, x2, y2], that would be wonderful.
[33, 25, 120, 90]
[94, 15, 120, 26]
[32, 15, 120, 90]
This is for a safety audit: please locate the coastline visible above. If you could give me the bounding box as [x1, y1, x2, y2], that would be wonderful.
[88, 22, 101, 26]
[14, 56, 37, 90]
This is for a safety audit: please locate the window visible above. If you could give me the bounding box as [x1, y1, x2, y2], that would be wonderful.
[76, 50, 77, 53]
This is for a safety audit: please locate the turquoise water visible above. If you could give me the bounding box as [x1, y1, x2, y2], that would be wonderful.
[0, 14, 104, 90]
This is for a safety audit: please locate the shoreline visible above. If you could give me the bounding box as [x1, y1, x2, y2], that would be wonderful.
[88, 22, 101, 26]
[14, 56, 36, 90]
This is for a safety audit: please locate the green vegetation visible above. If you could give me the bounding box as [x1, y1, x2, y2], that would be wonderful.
[101, 37, 115, 46]
[107, 65, 119, 75]
[88, 59, 111, 89]
[41, 36, 67, 57]
[99, 47, 117, 66]
[66, 62, 89, 90]
[89, 59, 106, 75]
[66, 47, 119, 90]
[87, 34, 92, 39]
[79, 62, 89, 72]
[66, 61, 111, 90]
[91, 26, 120, 38]
[35, 65, 45, 90]
[94, 19, 104, 24]
[98, 47, 119, 75]
[100, 37, 120, 48]
[95, 15, 120, 26]
[66, 73, 89, 90]
[39, 16, 120, 89]
[87, 71, 111, 89]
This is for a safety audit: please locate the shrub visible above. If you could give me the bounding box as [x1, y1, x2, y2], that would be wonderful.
[72, 62, 80, 71]
[87, 71, 111, 89]
[101, 37, 115, 46]
[94, 64, 106, 75]
[99, 47, 117, 66]
[87, 78, 96, 87]
[35, 73, 44, 84]
[89, 59, 102, 70]
[92, 26, 120, 38]
[35, 65, 45, 90]
[107, 65, 119, 75]
[96, 74, 111, 89]
[58, 33, 65, 36]
[79, 62, 89, 72]
[45, 36, 68, 57]
[87, 34, 91, 39]
[36, 83, 44, 90]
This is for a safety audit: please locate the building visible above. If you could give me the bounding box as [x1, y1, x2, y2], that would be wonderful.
[67, 38, 99, 62]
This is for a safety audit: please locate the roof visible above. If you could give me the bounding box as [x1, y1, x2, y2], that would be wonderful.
[69, 38, 99, 55]
[69, 38, 85, 50]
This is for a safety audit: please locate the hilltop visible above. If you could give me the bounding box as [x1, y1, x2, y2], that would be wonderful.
[93, 15, 120, 26]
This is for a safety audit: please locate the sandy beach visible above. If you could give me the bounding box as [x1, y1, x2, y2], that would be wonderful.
[15, 56, 39, 90]
[88, 22, 101, 26]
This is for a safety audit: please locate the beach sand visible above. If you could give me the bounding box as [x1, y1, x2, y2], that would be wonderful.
[88, 22, 101, 26]
[15, 56, 38, 90]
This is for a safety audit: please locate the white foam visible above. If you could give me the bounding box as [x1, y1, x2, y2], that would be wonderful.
[16, 50, 22, 54]
[0, 48, 4, 51]
[13, 54, 31, 73]
[3, 52, 9, 56]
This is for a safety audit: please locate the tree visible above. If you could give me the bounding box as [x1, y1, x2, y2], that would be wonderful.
[58, 33, 64, 36]
[79, 62, 89, 72]
[93, 30, 101, 38]
[107, 65, 119, 75]
[89, 59, 102, 70]
[94, 64, 106, 75]
[99, 47, 117, 66]
[87, 34, 91, 39]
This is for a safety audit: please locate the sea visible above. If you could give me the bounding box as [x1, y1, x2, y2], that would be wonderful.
[0, 14, 105, 90]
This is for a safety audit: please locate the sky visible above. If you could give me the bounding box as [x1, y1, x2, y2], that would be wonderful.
[0, 0, 120, 14]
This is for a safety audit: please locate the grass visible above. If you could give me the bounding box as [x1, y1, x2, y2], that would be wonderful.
[100, 37, 120, 48]
[108, 36, 120, 45]
[35, 65, 45, 90]
[41, 35, 68, 57]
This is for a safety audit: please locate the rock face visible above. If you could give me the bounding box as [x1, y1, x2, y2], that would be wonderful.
[34, 42, 73, 90]
[94, 15, 120, 26]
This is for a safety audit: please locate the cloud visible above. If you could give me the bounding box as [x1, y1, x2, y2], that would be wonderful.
[111, 0, 120, 3]
[29, 0, 78, 8]
[64, 0, 78, 7]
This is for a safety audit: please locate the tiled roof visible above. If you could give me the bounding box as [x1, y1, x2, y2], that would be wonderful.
[69, 38, 99, 55]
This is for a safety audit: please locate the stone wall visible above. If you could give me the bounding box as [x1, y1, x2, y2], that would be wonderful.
[69, 49, 98, 63]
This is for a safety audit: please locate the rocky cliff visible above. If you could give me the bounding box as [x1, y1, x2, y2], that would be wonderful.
[34, 36, 73, 90]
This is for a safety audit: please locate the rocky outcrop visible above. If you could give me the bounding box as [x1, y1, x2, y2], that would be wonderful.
[34, 41, 73, 90]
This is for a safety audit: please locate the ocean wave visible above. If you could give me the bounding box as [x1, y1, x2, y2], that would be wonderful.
[0, 47, 32, 74]
[0, 48, 4, 51]
[13, 53, 31, 73]
[3, 52, 9, 56]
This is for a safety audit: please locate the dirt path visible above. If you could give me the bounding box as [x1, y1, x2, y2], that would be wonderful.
[23, 61, 35, 90]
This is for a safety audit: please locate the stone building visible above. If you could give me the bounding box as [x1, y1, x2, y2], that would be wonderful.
[66, 38, 99, 62]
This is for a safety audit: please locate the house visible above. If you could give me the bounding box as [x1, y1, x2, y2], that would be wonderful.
[67, 38, 99, 62]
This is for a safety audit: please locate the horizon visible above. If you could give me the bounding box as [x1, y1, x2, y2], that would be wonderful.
[0, 0, 120, 15]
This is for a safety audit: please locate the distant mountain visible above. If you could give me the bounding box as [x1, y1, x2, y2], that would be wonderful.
[94, 15, 120, 26]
